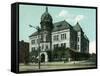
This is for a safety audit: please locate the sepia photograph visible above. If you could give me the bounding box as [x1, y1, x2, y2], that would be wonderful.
[18, 3, 97, 72]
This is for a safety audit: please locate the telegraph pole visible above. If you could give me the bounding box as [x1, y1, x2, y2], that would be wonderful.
[29, 25, 41, 69]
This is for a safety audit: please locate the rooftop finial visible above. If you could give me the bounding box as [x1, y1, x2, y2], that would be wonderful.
[46, 6, 48, 12]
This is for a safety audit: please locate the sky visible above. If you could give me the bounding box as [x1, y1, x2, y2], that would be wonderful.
[19, 4, 96, 53]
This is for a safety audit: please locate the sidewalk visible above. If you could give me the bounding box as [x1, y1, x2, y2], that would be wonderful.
[19, 60, 96, 66]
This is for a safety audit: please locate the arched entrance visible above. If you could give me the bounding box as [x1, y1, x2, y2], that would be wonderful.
[41, 54, 45, 62]
[40, 52, 48, 62]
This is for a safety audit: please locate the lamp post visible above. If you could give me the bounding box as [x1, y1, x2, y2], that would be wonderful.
[29, 24, 41, 69]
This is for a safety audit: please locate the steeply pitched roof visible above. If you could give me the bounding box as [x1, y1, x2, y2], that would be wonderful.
[52, 20, 72, 32]
[41, 7, 52, 22]
[73, 22, 83, 32]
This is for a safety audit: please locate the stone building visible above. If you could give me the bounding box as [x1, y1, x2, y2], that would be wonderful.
[29, 7, 89, 62]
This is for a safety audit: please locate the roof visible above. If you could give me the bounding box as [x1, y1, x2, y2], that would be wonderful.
[84, 34, 89, 40]
[29, 20, 73, 37]
[29, 31, 38, 37]
[41, 7, 52, 22]
[29, 21, 87, 38]
[52, 20, 72, 32]
[73, 22, 83, 32]
[19, 40, 29, 45]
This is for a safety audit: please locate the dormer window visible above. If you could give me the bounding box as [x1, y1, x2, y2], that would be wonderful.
[57, 24, 62, 27]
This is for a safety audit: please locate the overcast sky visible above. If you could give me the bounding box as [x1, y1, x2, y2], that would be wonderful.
[19, 5, 96, 54]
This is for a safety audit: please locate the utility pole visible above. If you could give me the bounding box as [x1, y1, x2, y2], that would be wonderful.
[29, 25, 41, 69]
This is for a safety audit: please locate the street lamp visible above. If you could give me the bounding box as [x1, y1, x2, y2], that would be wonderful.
[29, 24, 41, 69]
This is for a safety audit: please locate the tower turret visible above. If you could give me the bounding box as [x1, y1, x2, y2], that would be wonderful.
[40, 6, 53, 31]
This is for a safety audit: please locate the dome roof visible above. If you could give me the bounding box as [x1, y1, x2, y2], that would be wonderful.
[41, 7, 52, 22]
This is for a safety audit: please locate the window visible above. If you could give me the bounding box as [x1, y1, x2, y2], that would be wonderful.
[77, 45, 79, 50]
[46, 45, 48, 49]
[46, 35, 48, 41]
[56, 44, 59, 48]
[32, 47, 35, 51]
[61, 33, 66, 40]
[61, 43, 66, 48]
[53, 35, 59, 41]
[37, 39, 41, 43]
[40, 35, 43, 42]
[54, 44, 56, 49]
[57, 35, 59, 41]
[61, 43, 63, 47]
[42, 45, 44, 49]
[31, 48, 33, 51]
[65, 34, 66, 39]
[53, 36, 56, 41]
[61, 34, 63, 40]
[31, 40, 35, 44]
[64, 43, 66, 48]
[37, 39, 38, 43]
[77, 37, 79, 42]
[54, 44, 59, 49]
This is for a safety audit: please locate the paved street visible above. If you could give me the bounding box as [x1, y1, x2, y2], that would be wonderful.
[19, 61, 96, 71]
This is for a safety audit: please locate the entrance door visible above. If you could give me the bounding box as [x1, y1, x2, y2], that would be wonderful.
[41, 54, 45, 62]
